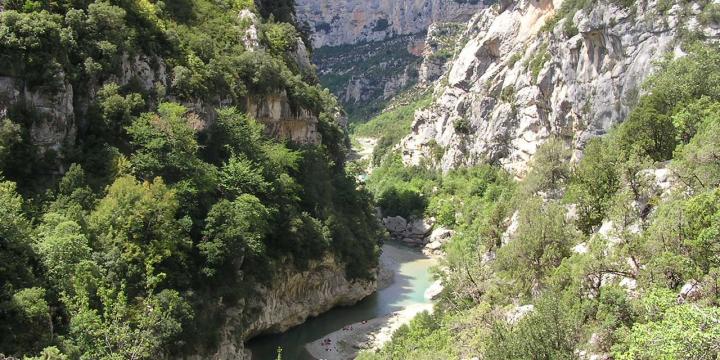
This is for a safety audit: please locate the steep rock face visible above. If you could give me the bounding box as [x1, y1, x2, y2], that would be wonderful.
[419, 22, 467, 83]
[0, 75, 75, 153]
[296, 0, 484, 47]
[246, 91, 322, 145]
[313, 34, 425, 120]
[401, 0, 719, 174]
[303, 0, 484, 120]
[194, 256, 377, 360]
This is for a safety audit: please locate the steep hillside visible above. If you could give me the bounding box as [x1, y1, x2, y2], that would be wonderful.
[358, 0, 720, 358]
[0, 1, 382, 359]
[400, 0, 720, 174]
[297, 0, 483, 122]
[295, 0, 483, 47]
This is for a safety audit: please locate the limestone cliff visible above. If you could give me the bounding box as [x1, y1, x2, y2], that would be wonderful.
[295, 0, 484, 47]
[0, 10, 323, 157]
[400, 0, 720, 174]
[246, 91, 321, 145]
[302, 0, 485, 120]
[188, 256, 377, 360]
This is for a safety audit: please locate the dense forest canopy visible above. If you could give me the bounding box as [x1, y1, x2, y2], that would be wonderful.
[0, 0, 382, 358]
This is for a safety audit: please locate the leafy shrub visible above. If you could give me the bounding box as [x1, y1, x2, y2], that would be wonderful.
[453, 117, 471, 134]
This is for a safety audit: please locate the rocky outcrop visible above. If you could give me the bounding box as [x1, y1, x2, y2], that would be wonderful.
[193, 255, 377, 360]
[419, 22, 466, 83]
[245, 256, 375, 337]
[383, 216, 435, 246]
[400, 0, 720, 175]
[0, 75, 75, 154]
[381, 215, 456, 255]
[423, 227, 455, 255]
[306, 1, 484, 119]
[296, 0, 484, 47]
[246, 91, 322, 145]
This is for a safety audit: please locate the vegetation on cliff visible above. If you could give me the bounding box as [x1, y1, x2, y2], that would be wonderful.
[360, 41, 720, 360]
[0, 0, 382, 358]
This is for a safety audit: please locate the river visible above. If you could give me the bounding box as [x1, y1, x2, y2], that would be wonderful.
[246, 242, 437, 359]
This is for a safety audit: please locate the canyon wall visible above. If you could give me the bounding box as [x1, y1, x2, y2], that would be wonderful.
[295, 0, 484, 47]
[299, 0, 486, 120]
[196, 256, 376, 360]
[400, 0, 720, 174]
[0, 10, 323, 156]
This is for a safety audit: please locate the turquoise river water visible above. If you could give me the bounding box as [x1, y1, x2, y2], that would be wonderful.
[246, 242, 436, 359]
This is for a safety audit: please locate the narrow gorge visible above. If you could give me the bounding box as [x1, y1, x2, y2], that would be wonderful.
[1, 0, 720, 359]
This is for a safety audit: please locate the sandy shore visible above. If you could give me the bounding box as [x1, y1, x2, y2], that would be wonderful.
[305, 302, 434, 360]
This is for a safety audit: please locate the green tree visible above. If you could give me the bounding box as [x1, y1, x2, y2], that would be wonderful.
[496, 198, 578, 295]
[126, 102, 217, 210]
[68, 287, 192, 360]
[0, 117, 22, 163]
[673, 117, 720, 190]
[671, 97, 720, 144]
[566, 137, 620, 234]
[89, 176, 191, 293]
[199, 195, 271, 277]
[126, 103, 203, 182]
[218, 154, 270, 198]
[523, 137, 571, 196]
[12, 287, 53, 342]
[97, 83, 145, 139]
[0, 180, 39, 353]
[35, 213, 92, 295]
[24, 346, 69, 360]
[614, 298, 720, 359]
[616, 98, 676, 161]
[485, 292, 583, 360]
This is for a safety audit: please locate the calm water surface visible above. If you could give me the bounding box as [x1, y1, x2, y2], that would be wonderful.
[246, 242, 436, 359]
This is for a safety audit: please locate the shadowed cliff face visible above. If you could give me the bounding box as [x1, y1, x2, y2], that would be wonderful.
[189, 256, 377, 360]
[400, 0, 720, 175]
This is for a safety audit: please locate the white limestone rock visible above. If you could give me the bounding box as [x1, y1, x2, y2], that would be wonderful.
[295, 0, 484, 47]
[407, 217, 435, 236]
[400, 0, 720, 174]
[424, 280, 444, 300]
[506, 304, 534, 325]
[679, 280, 703, 302]
[429, 227, 455, 243]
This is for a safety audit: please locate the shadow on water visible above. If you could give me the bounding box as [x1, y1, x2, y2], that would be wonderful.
[246, 242, 436, 359]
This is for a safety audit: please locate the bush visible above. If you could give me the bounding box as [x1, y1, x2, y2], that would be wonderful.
[377, 186, 427, 219]
[566, 137, 620, 234]
[613, 302, 720, 359]
[700, 3, 720, 25]
[453, 117, 471, 134]
[485, 292, 584, 360]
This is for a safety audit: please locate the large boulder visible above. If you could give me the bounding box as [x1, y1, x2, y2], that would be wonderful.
[383, 216, 408, 234]
[424, 280, 444, 300]
[428, 227, 455, 243]
[407, 218, 435, 236]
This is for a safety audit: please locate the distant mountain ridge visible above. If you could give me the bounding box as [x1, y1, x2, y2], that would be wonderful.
[295, 0, 484, 47]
